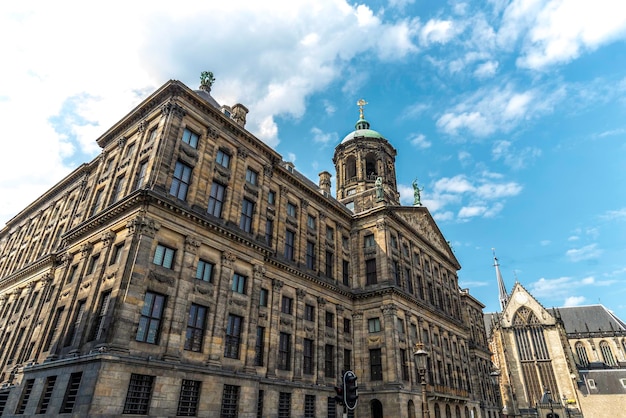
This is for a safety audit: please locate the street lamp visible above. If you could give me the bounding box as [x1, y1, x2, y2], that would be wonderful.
[414, 342, 430, 418]
[490, 370, 502, 418]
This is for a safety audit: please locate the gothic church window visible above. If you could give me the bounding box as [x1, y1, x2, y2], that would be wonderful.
[599, 340, 616, 366]
[575, 342, 589, 367]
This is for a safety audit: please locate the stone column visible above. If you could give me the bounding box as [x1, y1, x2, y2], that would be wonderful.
[207, 251, 236, 367]
[382, 303, 400, 384]
[265, 279, 283, 377]
[316, 296, 327, 384]
[244, 263, 266, 372]
[293, 288, 306, 381]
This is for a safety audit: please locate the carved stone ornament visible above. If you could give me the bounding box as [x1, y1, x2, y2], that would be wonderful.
[336, 304, 344, 314]
[376, 219, 386, 230]
[397, 212, 448, 256]
[263, 164, 274, 178]
[280, 317, 293, 326]
[382, 303, 397, 316]
[194, 283, 212, 295]
[101, 231, 115, 247]
[126, 216, 160, 238]
[80, 243, 94, 259]
[368, 336, 383, 344]
[117, 136, 127, 149]
[41, 272, 53, 283]
[161, 101, 186, 117]
[137, 120, 146, 133]
[300, 199, 309, 208]
[206, 126, 219, 139]
[237, 147, 249, 159]
[221, 251, 236, 268]
[317, 296, 326, 306]
[59, 252, 72, 266]
[253, 264, 266, 279]
[296, 288, 306, 300]
[229, 298, 247, 308]
[273, 279, 284, 291]
[179, 143, 199, 163]
[185, 236, 201, 253]
[148, 270, 175, 286]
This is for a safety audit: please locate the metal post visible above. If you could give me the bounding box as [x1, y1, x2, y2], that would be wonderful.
[421, 372, 430, 418]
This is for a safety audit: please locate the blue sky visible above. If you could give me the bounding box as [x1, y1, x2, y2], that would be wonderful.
[1, 0, 625, 319]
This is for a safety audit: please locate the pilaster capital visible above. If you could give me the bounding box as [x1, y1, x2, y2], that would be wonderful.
[221, 251, 237, 268]
[296, 288, 306, 300]
[272, 279, 284, 291]
[126, 215, 160, 238]
[185, 236, 201, 254]
[253, 263, 266, 279]
[101, 231, 116, 247]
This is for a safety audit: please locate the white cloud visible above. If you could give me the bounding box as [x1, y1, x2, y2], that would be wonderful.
[601, 208, 626, 221]
[564, 296, 586, 307]
[566, 244, 603, 262]
[497, 0, 626, 70]
[409, 133, 432, 148]
[492, 140, 542, 169]
[420, 19, 460, 46]
[311, 127, 338, 146]
[474, 60, 499, 78]
[436, 83, 564, 138]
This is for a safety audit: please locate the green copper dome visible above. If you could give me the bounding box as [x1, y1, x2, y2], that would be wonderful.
[341, 117, 384, 143]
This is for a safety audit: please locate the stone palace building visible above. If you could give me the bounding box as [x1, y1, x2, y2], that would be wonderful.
[0, 76, 498, 417]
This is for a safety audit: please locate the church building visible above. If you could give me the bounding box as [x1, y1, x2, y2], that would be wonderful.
[0, 76, 497, 417]
[487, 254, 626, 418]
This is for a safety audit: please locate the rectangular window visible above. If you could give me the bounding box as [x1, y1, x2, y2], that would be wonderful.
[397, 318, 405, 334]
[87, 253, 100, 275]
[221, 385, 239, 418]
[195, 259, 214, 282]
[393, 261, 401, 286]
[265, 219, 274, 246]
[304, 394, 315, 418]
[306, 241, 316, 269]
[268, 190, 276, 205]
[184, 303, 207, 352]
[232, 273, 247, 294]
[327, 397, 337, 418]
[246, 168, 258, 185]
[307, 214, 316, 229]
[303, 338, 314, 375]
[342, 260, 350, 286]
[65, 299, 86, 347]
[278, 332, 291, 370]
[366, 259, 377, 285]
[123, 373, 154, 415]
[390, 234, 398, 248]
[153, 244, 175, 269]
[111, 175, 125, 203]
[284, 229, 295, 261]
[225, 314, 243, 359]
[170, 161, 192, 200]
[43, 306, 65, 351]
[259, 288, 268, 307]
[401, 349, 409, 381]
[325, 311, 334, 328]
[207, 182, 226, 218]
[91, 188, 104, 216]
[257, 390, 264, 418]
[177, 380, 201, 417]
[304, 304, 315, 321]
[110, 243, 124, 265]
[134, 161, 148, 190]
[344, 349, 352, 372]
[405, 268, 414, 294]
[278, 392, 291, 418]
[15, 379, 34, 415]
[281, 296, 293, 315]
[325, 251, 333, 277]
[125, 142, 136, 158]
[364, 233, 375, 248]
[255, 326, 265, 366]
[240, 198, 255, 232]
[66, 264, 78, 283]
[287, 202, 296, 217]
[325, 344, 334, 377]
[60, 372, 82, 413]
[136, 291, 166, 344]
[326, 226, 334, 241]
[370, 348, 383, 381]
[182, 128, 199, 148]
[91, 290, 111, 341]
[148, 127, 158, 142]
[216, 149, 231, 169]
[37, 375, 57, 414]
[343, 318, 351, 334]
[368, 318, 381, 333]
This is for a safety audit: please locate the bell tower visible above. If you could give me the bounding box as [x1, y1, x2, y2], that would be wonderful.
[333, 100, 399, 213]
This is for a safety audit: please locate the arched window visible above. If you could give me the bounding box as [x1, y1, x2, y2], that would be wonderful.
[600, 340, 616, 366]
[575, 342, 589, 367]
[445, 404, 452, 418]
[365, 153, 377, 179]
[434, 403, 441, 418]
[345, 156, 357, 182]
[408, 400, 416, 418]
[465, 406, 470, 418]
[456, 405, 461, 418]
[370, 399, 383, 418]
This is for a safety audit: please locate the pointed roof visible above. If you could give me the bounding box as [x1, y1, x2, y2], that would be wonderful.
[553, 305, 626, 334]
[493, 249, 509, 311]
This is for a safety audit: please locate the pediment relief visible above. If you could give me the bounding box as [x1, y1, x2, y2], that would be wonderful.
[395, 210, 451, 259]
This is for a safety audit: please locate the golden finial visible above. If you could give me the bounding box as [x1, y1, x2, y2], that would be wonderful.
[357, 99, 368, 120]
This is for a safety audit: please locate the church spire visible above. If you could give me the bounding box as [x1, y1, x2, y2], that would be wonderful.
[493, 248, 509, 311]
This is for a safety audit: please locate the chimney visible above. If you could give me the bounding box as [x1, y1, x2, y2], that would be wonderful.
[231, 103, 249, 127]
[319, 171, 331, 195]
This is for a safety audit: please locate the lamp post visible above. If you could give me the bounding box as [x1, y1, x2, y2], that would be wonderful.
[414, 342, 430, 418]
[562, 395, 570, 418]
[490, 370, 502, 418]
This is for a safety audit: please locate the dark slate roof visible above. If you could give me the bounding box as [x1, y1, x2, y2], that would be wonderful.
[554, 305, 626, 334]
[484, 312, 495, 336]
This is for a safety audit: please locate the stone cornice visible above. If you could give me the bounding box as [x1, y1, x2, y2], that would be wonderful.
[0, 255, 55, 289]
